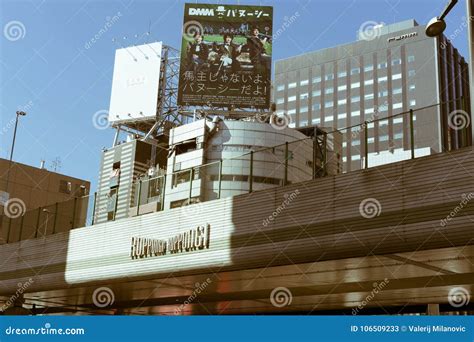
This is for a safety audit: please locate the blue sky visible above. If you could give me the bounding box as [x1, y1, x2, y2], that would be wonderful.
[0, 0, 470, 192]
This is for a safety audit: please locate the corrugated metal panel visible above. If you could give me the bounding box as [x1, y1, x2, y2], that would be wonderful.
[1, 147, 473, 294]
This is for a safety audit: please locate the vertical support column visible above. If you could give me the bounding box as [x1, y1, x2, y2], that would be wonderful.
[249, 151, 254, 193]
[71, 197, 77, 229]
[188, 168, 194, 204]
[91, 193, 96, 225]
[312, 137, 317, 180]
[323, 132, 328, 176]
[410, 109, 415, 159]
[6, 216, 12, 243]
[218, 160, 223, 199]
[136, 180, 142, 216]
[364, 122, 369, 169]
[53, 202, 58, 234]
[427, 304, 440, 315]
[113, 189, 119, 221]
[284, 142, 289, 185]
[34, 207, 41, 238]
[18, 214, 24, 241]
[161, 175, 167, 211]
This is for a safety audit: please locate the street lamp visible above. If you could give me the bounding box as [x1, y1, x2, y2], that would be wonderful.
[4, 110, 27, 199]
[425, 0, 458, 37]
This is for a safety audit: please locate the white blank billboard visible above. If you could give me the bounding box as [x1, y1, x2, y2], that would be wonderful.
[109, 42, 162, 123]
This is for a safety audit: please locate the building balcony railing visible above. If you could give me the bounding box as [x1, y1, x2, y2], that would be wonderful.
[0, 96, 471, 244]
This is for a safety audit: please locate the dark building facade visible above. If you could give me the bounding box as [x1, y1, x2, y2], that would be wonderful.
[274, 19, 471, 171]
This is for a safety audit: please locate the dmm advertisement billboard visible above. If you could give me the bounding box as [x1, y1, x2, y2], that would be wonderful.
[178, 3, 273, 110]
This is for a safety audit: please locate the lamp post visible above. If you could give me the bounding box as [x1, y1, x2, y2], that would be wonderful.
[4, 111, 27, 199]
[425, 0, 458, 37]
[425, 0, 474, 145]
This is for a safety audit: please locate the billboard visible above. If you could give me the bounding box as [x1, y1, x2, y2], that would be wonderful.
[178, 3, 273, 109]
[109, 42, 162, 123]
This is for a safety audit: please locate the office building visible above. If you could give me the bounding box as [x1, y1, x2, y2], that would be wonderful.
[274, 19, 471, 171]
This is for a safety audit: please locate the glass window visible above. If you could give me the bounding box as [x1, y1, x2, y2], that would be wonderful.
[300, 93, 309, 100]
[325, 115, 334, 122]
[300, 106, 308, 112]
[276, 84, 285, 91]
[325, 101, 334, 108]
[288, 109, 296, 115]
[365, 107, 374, 114]
[351, 82, 360, 89]
[364, 93, 374, 100]
[391, 58, 401, 66]
[407, 55, 415, 63]
[350, 67, 360, 75]
[312, 89, 321, 97]
[392, 73, 402, 80]
[338, 99, 347, 106]
[364, 65, 374, 72]
[393, 87, 402, 94]
[379, 119, 388, 126]
[351, 110, 360, 117]
[312, 118, 321, 124]
[409, 99, 416, 106]
[378, 90, 388, 97]
[276, 98, 284, 104]
[378, 62, 387, 69]
[325, 87, 334, 94]
[394, 117, 403, 124]
[300, 79, 309, 86]
[300, 120, 308, 126]
[408, 70, 416, 77]
[313, 76, 322, 83]
[288, 82, 297, 89]
[338, 71, 347, 78]
[288, 95, 296, 102]
[313, 103, 321, 110]
[364, 79, 374, 86]
[338, 113, 347, 119]
[409, 84, 415, 91]
[380, 135, 389, 141]
[393, 102, 403, 109]
[378, 76, 388, 82]
[394, 133, 403, 139]
[351, 96, 360, 103]
[337, 85, 347, 91]
[325, 73, 334, 81]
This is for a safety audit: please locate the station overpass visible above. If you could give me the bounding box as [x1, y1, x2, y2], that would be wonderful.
[0, 147, 473, 315]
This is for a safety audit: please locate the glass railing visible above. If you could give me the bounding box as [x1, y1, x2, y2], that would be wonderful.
[0, 96, 470, 243]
